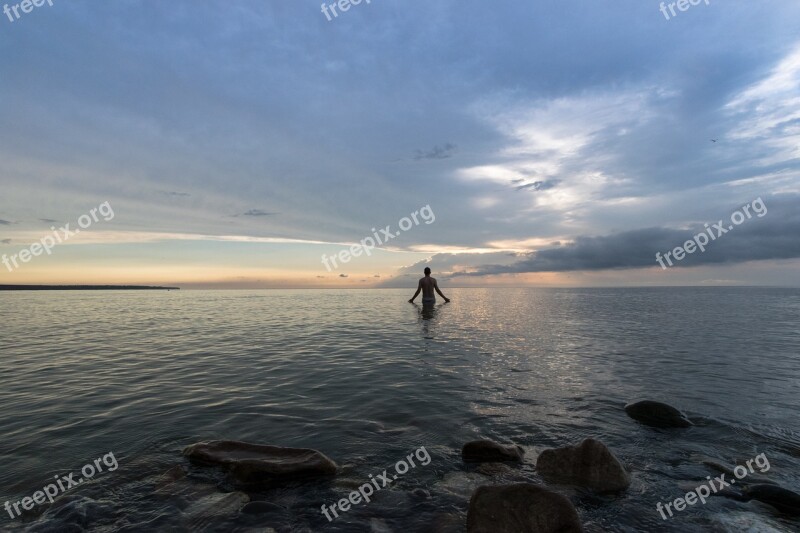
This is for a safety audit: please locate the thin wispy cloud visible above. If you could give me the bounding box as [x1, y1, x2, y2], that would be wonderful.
[414, 143, 457, 161]
[231, 209, 278, 218]
[514, 179, 560, 192]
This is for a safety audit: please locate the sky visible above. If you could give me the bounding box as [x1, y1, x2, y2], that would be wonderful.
[1, 0, 799, 288]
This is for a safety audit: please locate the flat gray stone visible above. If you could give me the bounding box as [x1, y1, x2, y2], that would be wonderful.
[183, 440, 337, 485]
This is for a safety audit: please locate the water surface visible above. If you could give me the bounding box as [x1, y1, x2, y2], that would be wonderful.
[1, 288, 798, 531]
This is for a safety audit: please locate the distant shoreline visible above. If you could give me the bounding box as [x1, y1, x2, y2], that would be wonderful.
[0, 285, 180, 291]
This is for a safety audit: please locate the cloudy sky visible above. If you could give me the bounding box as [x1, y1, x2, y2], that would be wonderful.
[1, 0, 798, 288]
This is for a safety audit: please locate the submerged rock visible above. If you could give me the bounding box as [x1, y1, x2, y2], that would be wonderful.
[184, 491, 249, 530]
[154, 465, 187, 490]
[463, 440, 525, 463]
[241, 501, 284, 515]
[624, 400, 692, 428]
[475, 462, 514, 476]
[536, 438, 630, 492]
[467, 483, 583, 533]
[713, 511, 793, 532]
[183, 440, 337, 485]
[435, 471, 492, 500]
[742, 484, 800, 516]
[701, 458, 776, 486]
[411, 488, 431, 499]
[429, 512, 465, 533]
[370, 518, 393, 532]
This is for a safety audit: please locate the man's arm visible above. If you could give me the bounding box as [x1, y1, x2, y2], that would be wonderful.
[434, 280, 450, 302]
[409, 280, 422, 303]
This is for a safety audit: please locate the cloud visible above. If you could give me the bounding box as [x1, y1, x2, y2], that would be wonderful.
[0, 220, 13, 225]
[414, 143, 457, 161]
[232, 209, 278, 217]
[464, 195, 800, 275]
[0, 239, 10, 244]
[1, 1, 799, 287]
[39, 218, 58, 224]
[514, 179, 560, 192]
[242, 209, 277, 217]
[339, 273, 348, 278]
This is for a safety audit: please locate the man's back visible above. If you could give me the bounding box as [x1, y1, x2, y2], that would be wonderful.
[409, 268, 449, 304]
[419, 276, 437, 298]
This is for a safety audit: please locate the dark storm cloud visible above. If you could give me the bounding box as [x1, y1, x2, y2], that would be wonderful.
[466, 195, 800, 275]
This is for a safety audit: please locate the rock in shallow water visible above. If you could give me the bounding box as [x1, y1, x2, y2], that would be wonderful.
[435, 471, 492, 500]
[742, 484, 800, 516]
[241, 500, 285, 515]
[536, 438, 630, 493]
[183, 440, 337, 485]
[184, 491, 250, 530]
[467, 483, 583, 533]
[463, 440, 525, 463]
[713, 511, 794, 532]
[624, 400, 692, 428]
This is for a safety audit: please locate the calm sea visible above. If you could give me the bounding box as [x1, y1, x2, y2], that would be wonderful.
[1, 288, 798, 532]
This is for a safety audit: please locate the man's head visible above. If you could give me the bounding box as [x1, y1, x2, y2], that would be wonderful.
[424, 267, 431, 276]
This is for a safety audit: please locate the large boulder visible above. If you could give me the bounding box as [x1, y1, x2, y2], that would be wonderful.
[624, 401, 691, 428]
[183, 440, 337, 485]
[742, 484, 800, 516]
[536, 438, 630, 492]
[463, 440, 525, 463]
[467, 483, 583, 533]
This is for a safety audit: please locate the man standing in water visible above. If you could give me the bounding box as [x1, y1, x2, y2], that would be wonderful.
[409, 267, 450, 305]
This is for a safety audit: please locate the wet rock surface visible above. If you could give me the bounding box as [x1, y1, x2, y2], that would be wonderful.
[462, 440, 525, 463]
[536, 438, 630, 492]
[183, 440, 338, 485]
[467, 483, 583, 533]
[624, 400, 692, 428]
[742, 484, 800, 516]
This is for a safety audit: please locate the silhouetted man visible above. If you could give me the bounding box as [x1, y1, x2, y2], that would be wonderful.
[409, 267, 450, 305]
